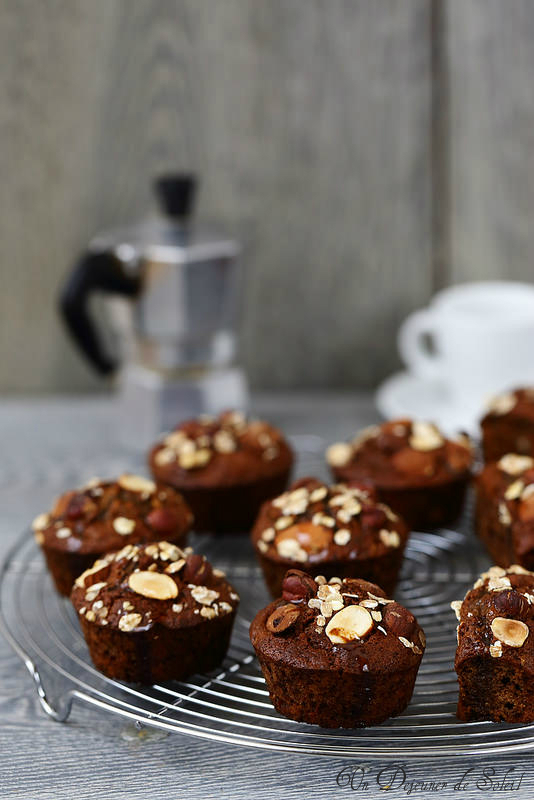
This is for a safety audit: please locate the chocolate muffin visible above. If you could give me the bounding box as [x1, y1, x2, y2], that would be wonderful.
[251, 477, 409, 598]
[149, 411, 293, 533]
[250, 572, 425, 728]
[475, 453, 534, 570]
[481, 388, 534, 462]
[33, 474, 193, 596]
[71, 541, 239, 683]
[326, 419, 473, 529]
[452, 565, 534, 722]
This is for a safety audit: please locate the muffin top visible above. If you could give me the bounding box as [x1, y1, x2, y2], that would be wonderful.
[452, 565, 534, 667]
[32, 474, 192, 555]
[250, 571, 425, 673]
[149, 410, 293, 488]
[71, 541, 239, 632]
[251, 477, 407, 565]
[477, 454, 534, 558]
[326, 419, 473, 489]
[482, 388, 534, 424]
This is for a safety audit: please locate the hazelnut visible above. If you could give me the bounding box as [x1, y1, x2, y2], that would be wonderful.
[379, 529, 401, 548]
[178, 451, 199, 469]
[282, 570, 317, 603]
[391, 447, 437, 477]
[383, 603, 417, 638]
[375, 431, 404, 454]
[32, 512, 50, 531]
[183, 554, 213, 583]
[266, 603, 300, 634]
[505, 480, 524, 501]
[450, 600, 463, 620]
[275, 522, 331, 554]
[74, 560, 109, 588]
[112, 517, 136, 535]
[194, 448, 212, 467]
[490, 590, 529, 620]
[343, 578, 385, 598]
[325, 604, 374, 643]
[54, 489, 93, 518]
[381, 418, 411, 435]
[490, 616, 529, 648]
[154, 447, 176, 466]
[118, 474, 156, 494]
[408, 421, 444, 451]
[360, 506, 388, 530]
[326, 442, 353, 468]
[498, 454, 534, 477]
[334, 529, 351, 546]
[118, 612, 143, 632]
[146, 507, 180, 533]
[65, 493, 89, 520]
[487, 392, 516, 416]
[519, 495, 534, 523]
[128, 571, 178, 600]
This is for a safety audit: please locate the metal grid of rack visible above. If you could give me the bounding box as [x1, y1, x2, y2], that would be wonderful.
[1, 438, 532, 758]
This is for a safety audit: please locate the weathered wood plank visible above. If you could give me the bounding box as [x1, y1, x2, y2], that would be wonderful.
[0, 0, 431, 391]
[447, 0, 534, 283]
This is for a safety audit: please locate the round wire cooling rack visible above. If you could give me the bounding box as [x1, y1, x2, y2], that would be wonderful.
[2, 439, 534, 757]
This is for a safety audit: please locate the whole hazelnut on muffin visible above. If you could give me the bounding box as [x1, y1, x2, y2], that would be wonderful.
[326, 419, 473, 529]
[148, 411, 293, 533]
[33, 474, 193, 595]
[251, 477, 408, 597]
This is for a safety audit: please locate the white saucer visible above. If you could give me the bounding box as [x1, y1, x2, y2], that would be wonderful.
[375, 371, 480, 436]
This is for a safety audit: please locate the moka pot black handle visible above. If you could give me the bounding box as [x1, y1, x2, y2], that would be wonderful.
[58, 250, 141, 375]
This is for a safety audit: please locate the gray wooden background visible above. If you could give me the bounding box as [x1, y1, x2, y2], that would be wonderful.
[1, 0, 532, 393]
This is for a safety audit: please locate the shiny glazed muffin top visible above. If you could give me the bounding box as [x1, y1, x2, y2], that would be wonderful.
[71, 541, 239, 632]
[250, 571, 425, 672]
[452, 564, 534, 667]
[326, 419, 473, 489]
[482, 388, 534, 423]
[32, 474, 192, 554]
[149, 410, 293, 488]
[251, 477, 407, 565]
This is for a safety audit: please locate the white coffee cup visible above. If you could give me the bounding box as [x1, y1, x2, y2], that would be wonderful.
[398, 281, 534, 412]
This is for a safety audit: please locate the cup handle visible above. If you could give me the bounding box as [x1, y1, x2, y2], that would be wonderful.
[398, 309, 441, 380]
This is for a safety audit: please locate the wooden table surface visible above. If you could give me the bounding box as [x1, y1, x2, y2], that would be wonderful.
[1, 393, 532, 800]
